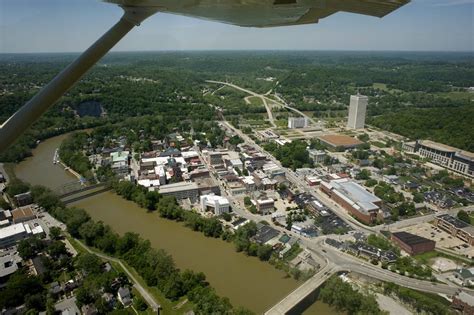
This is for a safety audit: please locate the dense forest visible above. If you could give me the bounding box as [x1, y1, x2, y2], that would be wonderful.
[1, 51, 473, 163]
[369, 105, 474, 151]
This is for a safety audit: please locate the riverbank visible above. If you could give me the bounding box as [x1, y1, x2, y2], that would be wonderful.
[13, 133, 339, 314]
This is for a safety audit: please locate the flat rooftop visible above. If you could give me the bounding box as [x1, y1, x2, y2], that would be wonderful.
[419, 140, 474, 160]
[318, 134, 363, 148]
[0, 223, 27, 239]
[437, 214, 474, 235]
[159, 182, 198, 193]
[392, 231, 435, 246]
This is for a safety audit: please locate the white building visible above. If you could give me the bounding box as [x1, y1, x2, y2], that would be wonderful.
[347, 94, 368, 129]
[308, 149, 326, 164]
[288, 117, 308, 129]
[200, 194, 230, 215]
[0, 223, 32, 248]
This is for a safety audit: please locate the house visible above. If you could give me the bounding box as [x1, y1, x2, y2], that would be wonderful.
[453, 268, 474, 287]
[49, 281, 63, 297]
[81, 304, 98, 315]
[117, 286, 132, 306]
[13, 192, 32, 207]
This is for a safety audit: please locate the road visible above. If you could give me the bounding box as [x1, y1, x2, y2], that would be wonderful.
[209, 80, 474, 234]
[74, 239, 161, 312]
[265, 263, 339, 315]
[207, 80, 317, 126]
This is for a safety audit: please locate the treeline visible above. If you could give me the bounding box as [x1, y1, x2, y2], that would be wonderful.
[383, 282, 451, 315]
[59, 132, 93, 179]
[369, 105, 474, 152]
[319, 275, 383, 315]
[112, 180, 276, 262]
[26, 183, 253, 314]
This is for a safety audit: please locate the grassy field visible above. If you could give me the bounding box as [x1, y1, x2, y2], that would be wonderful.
[245, 96, 264, 107]
[437, 91, 473, 101]
[372, 83, 402, 93]
[414, 250, 474, 267]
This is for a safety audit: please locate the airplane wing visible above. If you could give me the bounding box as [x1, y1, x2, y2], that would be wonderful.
[105, 0, 410, 27]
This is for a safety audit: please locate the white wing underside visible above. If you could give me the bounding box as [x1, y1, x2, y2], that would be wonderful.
[105, 0, 410, 27]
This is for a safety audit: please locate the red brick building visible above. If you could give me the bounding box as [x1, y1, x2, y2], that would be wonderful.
[320, 179, 382, 225]
[452, 292, 474, 315]
[391, 231, 435, 255]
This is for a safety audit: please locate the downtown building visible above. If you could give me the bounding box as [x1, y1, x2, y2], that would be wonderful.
[200, 194, 230, 215]
[288, 117, 308, 129]
[404, 140, 474, 178]
[320, 178, 382, 225]
[347, 94, 368, 129]
[434, 214, 474, 246]
[391, 231, 435, 255]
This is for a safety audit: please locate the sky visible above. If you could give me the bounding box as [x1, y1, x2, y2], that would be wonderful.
[0, 0, 473, 53]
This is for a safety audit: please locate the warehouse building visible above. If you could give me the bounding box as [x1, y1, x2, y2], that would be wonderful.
[391, 231, 435, 255]
[320, 178, 382, 224]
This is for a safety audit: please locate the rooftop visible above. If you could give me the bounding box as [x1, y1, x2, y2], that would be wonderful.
[11, 206, 35, 221]
[0, 223, 28, 239]
[0, 253, 20, 277]
[159, 182, 198, 193]
[326, 178, 381, 213]
[456, 291, 474, 306]
[437, 214, 474, 235]
[111, 151, 129, 163]
[254, 225, 280, 244]
[419, 140, 474, 160]
[318, 134, 363, 148]
[391, 231, 435, 246]
[200, 194, 229, 206]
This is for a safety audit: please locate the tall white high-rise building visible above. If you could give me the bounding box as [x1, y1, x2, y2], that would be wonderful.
[347, 94, 368, 129]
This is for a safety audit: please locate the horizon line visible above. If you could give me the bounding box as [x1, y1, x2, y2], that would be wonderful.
[1, 48, 474, 55]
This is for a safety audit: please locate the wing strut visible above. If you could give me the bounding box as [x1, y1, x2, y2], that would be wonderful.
[0, 6, 158, 153]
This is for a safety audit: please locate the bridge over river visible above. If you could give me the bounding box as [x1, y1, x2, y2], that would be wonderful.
[56, 181, 112, 205]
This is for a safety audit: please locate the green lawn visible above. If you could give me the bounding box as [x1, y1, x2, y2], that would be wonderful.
[246, 96, 264, 107]
[437, 91, 473, 101]
[370, 141, 387, 148]
[372, 82, 402, 93]
[414, 250, 474, 267]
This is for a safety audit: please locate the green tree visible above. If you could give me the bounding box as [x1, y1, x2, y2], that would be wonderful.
[457, 210, 471, 224]
[76, 253, 103, 275]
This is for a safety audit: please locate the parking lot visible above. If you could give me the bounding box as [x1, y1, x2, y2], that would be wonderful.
[399, 223, 474, 258]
